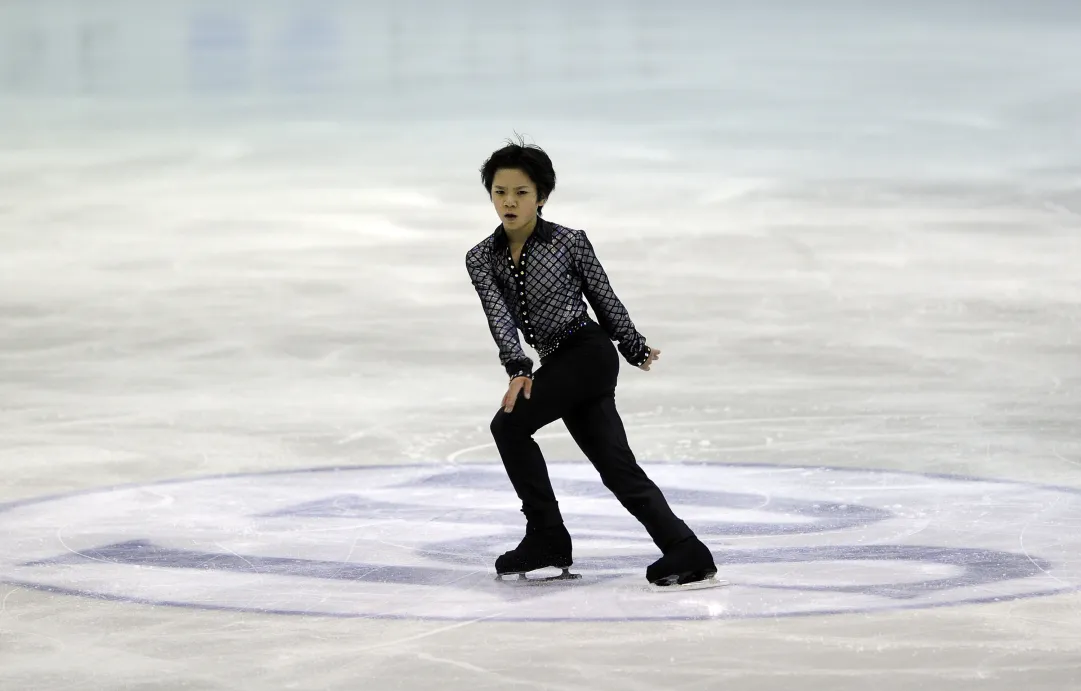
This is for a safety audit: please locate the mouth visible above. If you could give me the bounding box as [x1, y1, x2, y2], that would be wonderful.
[503, 213, 518, 221]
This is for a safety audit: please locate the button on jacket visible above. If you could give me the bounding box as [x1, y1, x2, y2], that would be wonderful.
[465, 217, 651, 379]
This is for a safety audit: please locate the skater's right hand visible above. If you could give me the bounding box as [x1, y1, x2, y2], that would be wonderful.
[503, 376, 532, 413]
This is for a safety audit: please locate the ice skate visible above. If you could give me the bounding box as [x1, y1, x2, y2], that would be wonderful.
[494, 524, 581, 584]
[646, 535, 727, 592]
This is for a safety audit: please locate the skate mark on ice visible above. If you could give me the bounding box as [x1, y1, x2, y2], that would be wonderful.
[443, 413, 955, 464]
[279, 467, 891, 536]
[25, 540, 621, 601]
[711, 544, 1051, 600]
[419, 535, 1050, 600]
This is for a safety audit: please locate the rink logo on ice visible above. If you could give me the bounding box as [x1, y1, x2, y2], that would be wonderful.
[1, 463, 1079, 621]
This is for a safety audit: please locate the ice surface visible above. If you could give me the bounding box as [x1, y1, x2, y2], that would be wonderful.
[1, 1, 1080, 689]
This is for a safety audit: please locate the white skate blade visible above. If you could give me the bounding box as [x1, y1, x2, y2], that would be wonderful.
[648, 576, 728, 593]
[495, 568, 583, 585]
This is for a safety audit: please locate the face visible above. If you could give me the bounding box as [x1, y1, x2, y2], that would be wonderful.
[490, 168, 546, 233]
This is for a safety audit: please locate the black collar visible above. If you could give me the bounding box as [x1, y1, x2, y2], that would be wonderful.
[493, 216, 552, 251]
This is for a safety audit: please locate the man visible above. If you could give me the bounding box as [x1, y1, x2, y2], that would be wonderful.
[464, 137, 719, 589]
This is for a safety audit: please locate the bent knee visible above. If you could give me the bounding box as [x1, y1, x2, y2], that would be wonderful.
[490, 409, 506, 437]
[490, 407, 533, 440]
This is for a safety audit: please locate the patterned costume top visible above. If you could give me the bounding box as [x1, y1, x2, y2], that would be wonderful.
[465, 217, 651, 379]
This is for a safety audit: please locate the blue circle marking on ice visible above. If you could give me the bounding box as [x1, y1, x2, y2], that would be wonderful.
[1, 462, 1079, 621]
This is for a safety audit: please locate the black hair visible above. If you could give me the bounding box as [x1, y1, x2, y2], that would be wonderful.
[479, 134, 556, 216]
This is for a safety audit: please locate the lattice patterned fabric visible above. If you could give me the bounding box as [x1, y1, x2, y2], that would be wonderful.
[465, 217, 651, 379]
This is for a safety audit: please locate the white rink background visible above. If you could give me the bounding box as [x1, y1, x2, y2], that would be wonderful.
[1, 1, 1080, 689]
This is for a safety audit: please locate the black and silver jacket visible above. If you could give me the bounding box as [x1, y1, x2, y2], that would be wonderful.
[465, 216, 651, 379]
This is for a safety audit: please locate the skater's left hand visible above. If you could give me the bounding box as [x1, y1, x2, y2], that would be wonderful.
[638, 347, 660, 371]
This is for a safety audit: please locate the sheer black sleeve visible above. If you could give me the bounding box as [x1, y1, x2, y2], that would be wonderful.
[465, 248, 534, 379]
[569, 230, 651, 366]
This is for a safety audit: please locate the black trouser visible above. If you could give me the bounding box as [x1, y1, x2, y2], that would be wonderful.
[489, 322, 693, 553]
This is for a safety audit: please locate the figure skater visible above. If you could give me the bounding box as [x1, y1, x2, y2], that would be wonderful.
[465, 137, 718, 588]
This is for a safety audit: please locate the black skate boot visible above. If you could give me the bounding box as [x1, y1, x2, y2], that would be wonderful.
[646, 535, 725, 591]
[495, 523, 580, 583]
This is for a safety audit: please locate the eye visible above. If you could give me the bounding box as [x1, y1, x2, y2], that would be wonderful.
[518, 190, 528, 195]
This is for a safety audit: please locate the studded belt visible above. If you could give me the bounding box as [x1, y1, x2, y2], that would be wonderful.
[536, 317, 593, 360]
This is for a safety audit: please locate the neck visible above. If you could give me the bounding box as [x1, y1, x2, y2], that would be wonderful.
[504, 215, 538, 245]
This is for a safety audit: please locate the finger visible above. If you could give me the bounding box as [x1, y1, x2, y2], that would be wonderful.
[504, 383, 521, 412]
[523, 379, 532, 399]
